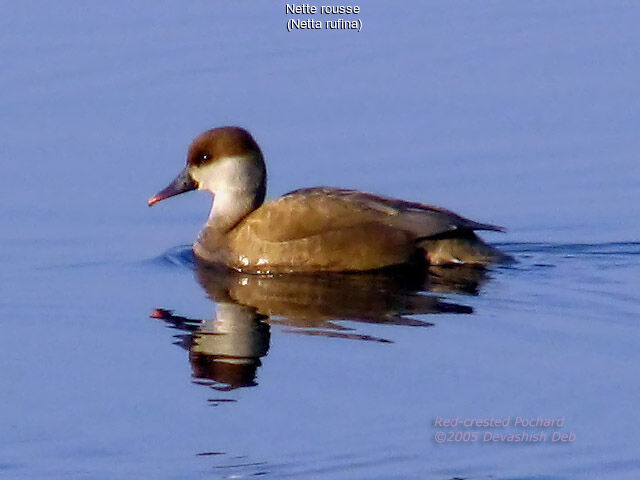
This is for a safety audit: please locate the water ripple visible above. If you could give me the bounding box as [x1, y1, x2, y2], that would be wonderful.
[154, 242, 640, 274]
[497, 241, 640, 257]
[154, 245, 196, 268]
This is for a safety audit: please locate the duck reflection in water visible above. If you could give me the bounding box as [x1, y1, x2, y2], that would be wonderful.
[152, 258, 490, 391]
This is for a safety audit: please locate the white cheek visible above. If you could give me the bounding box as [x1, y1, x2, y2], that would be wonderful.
[191, 155, 262, 193]
[191, 156, 247, 192]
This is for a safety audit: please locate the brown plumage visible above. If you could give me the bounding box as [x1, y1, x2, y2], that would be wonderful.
[187, 127, 263, 167]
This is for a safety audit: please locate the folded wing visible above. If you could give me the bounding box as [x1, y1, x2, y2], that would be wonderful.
[244, 187, 504, 243]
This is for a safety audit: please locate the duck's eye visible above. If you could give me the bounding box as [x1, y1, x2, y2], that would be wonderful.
[202, 154, 210, 161]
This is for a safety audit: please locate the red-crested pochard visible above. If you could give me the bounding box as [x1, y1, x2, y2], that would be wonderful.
[149, 127, 510, 273]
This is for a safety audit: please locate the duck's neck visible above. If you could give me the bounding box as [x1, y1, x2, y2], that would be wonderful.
[206, 185, 266, 232]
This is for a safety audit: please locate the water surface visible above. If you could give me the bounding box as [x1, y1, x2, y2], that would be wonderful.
[1, 1, 639, 479]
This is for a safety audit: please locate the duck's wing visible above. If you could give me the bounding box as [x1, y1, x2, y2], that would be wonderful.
[243, 187, 504, 243]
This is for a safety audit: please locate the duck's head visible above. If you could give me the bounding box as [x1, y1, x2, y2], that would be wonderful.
[148, 126, 265, 206]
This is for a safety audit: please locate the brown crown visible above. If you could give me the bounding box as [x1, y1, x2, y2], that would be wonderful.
[187, 126, 262, 167]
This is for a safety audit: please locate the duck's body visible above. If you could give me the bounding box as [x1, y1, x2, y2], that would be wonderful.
[194, 187, 507, 273]
[149, 127, 509, 273]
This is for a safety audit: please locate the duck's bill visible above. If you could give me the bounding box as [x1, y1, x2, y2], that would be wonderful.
[148, 167, 198, 206]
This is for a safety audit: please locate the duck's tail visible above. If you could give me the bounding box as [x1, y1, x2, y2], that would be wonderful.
[418, 230, 513, 266]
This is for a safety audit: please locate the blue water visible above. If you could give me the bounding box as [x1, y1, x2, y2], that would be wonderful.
[1, 1, 639, 479]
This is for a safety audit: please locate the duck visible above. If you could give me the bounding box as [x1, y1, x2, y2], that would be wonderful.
[148, 126, 510, 273]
